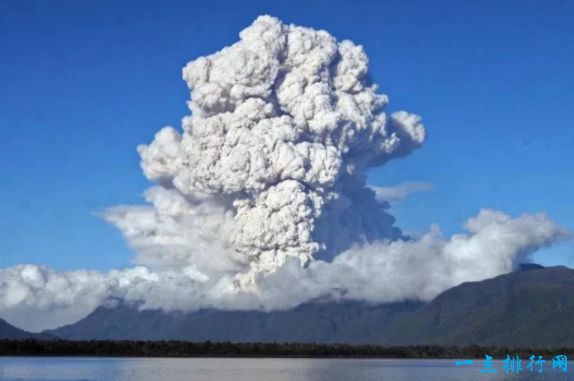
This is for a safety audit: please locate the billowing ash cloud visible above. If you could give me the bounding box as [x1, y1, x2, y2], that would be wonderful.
[0, 16, 569, 332]
[126, 15, 425, 284]
[370, 181, 434, 204]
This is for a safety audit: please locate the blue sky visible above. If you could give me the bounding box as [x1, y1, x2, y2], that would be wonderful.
[0, 0, 572, 271]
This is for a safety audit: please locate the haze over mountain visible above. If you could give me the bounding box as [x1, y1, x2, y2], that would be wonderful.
[46, 266, 574, 347]
[0, 318, 50, 340]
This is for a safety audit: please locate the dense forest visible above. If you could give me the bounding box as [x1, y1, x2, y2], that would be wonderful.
[1, 340, 572, 358]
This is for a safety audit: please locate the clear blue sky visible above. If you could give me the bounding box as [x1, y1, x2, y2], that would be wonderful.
[1, 0, 572, 271]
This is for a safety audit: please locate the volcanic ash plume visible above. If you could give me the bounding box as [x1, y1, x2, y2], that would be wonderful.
[111, 15, 425, 286]
[0, 16, 568, 332]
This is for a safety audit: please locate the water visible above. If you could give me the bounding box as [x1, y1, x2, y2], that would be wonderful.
[0, 357, 570, 381]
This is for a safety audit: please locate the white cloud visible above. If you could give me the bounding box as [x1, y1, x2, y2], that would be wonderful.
[0, 209, 568, 332]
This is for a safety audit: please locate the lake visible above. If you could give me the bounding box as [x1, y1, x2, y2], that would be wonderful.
[0, 357, 570, 380]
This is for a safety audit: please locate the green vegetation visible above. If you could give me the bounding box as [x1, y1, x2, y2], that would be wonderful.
[1, 339, 573, 358]
[386, 266, 574, 347]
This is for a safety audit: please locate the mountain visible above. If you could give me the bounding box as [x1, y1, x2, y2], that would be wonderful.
[48, 266, 574, 347]
[385, 265, 574, 347]
[0, 317, 50, 339]
[47, 300, 422, 343]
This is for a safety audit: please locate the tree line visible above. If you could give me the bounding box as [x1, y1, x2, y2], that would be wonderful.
[1, 339, 573, 358]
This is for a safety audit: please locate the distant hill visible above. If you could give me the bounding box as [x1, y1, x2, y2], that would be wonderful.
[385, 266, 574, 347]
[47, 266, 574, 347]
[0, 318, 50, 340]
[47, 300, 422, 343]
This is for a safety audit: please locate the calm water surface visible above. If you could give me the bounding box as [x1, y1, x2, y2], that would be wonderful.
[0, 357, 570, 381]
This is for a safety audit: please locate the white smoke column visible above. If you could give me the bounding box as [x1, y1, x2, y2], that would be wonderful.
[0, 15, 569, 332]
[127, 15, 425, 285]
[370, 181, 434, 204]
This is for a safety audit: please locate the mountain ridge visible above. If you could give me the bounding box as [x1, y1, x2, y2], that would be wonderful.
[385, 265, 574, 347]
[47, 300, 423, 343]
[47, 266, 574, 347]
